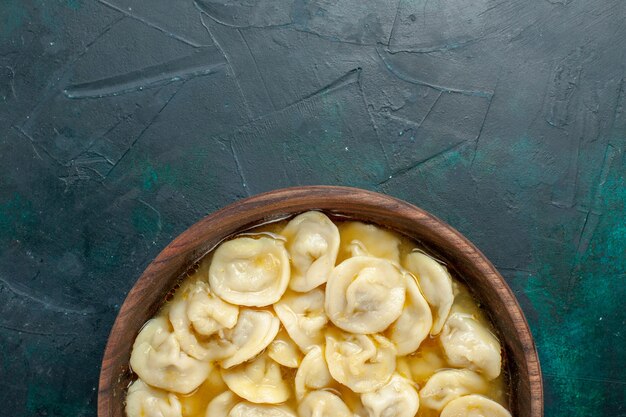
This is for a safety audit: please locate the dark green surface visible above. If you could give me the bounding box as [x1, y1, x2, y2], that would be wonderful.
[1, 0, 625, 415]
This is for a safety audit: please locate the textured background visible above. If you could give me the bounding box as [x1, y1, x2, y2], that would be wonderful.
[1, 0, 625, 415]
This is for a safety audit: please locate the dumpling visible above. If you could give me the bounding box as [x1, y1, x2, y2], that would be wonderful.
[407, 348, 447, 384]
[281, 211, 340, 292]
[419, 369, 489, 411]
[440, 395, 511, 417]
[273, 289, 328, 352]
[185, 281, 239, 334]
[361, 374, 419, 417]
[325, 330, 396, 393]
[215, 309, 280, 369]
[298, 391, 352, 417]
[268, 329, 302, 368]
[178, 368, 227, 417]
[338, 221, 401, 263]
[386, 273, 432, 355]
[129, 317, 211, 394]
[126, 379, 182, 417]
[209, 236, 290, 306]
[228, 402, 297, 417]
[221, 353, 291, 404]
[205, 393, 297, 417]
[395, 357, 413, 380]
[346, 239, 371, 257]
[440, 312, 502, 380]
[294, 345, 332, 400]
[325, 256, 406, 334]
[403, 251, 454, 335]
[169, 281, 239, 360]
[205, 391, 239, 417]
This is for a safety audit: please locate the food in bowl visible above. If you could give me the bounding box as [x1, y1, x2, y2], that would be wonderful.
[125, 211, 512, 417]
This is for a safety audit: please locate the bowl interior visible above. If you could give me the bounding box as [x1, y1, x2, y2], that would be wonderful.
[98, 186, 542, 417]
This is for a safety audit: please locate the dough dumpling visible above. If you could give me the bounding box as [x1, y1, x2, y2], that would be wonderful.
[294, 345, 332, 400]
[339, 221, 401, 263]
[273, 289, 327, 352]
[214, 309, 280, 369]
[228, 402, 297, 417]
[440, 395, 511, 417]
[387, 273, 432, 355]
[268, 329, 302, 368]
[130, 317, 211, 394]
[205, 391, 238, 417]
[185, 281, 239, 334]
[126, 379, 182, 417]
[419, 369, 489, 411]
[395, 356, 413, 380]
[440, 312, 502, 380]
[407, 349, 447, 384]
[325, 256, 406, 334]
[207, 392, 297, 417]
[281, 211, 340, 292]
[221, 353, 291, 404]
[298, 391, 352, 417]
[325, 330, 396, 393]
[361, 374, 419, 417]
[403, 251, 454, 335]
[209, 236, 290, 306]
[169, 281, 239, 360]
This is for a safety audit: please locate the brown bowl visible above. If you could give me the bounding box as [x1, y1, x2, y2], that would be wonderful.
[98, 186, 543, 417]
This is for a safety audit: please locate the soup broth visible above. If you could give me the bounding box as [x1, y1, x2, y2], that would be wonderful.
[126, 215, 510, 417]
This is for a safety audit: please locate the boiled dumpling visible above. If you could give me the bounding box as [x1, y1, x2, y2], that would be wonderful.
[206, 393, 297, 417]
[325, 256, 406, 334]
[209, 236, 290, 307]
[228, 402, 297, 417]
[395, 357, 413, 380]
[129, 317, 211, 394]
[214, 309, 280, 369]
[346, 239, 373, 258]
[361, 373, 419, 417]
[294, 345, 332, 400]
[440, 395, 511, 417]
[273, 289, 328, 352]
[440, 312, 502, 380]
[185, 281, 239, 334]
[125, 379, 182, 417]
[298, 391, 352, 417]
[403, 251, 454, 335]
[221, 353, 291, 404]
[268, 329, 302, 368]
[339, 221, 401, 263]
[407, 348, 447, 384]
[281, 211, 339, 292]
[205, 391, 238, 417]
[387, 273, 432, 355]
[419, 369, 489, 411]
[325, 329, 396, 393]
[169, 281, 239, 360]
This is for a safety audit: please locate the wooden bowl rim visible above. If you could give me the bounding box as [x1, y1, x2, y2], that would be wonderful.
[98, 185, 543, 416]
